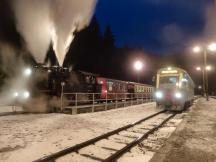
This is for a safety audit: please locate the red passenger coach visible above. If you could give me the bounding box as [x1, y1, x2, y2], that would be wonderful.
[96, 77, 154, 101]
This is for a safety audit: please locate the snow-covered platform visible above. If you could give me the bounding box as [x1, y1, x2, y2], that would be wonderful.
[150, 98, 216, 162]
[0, 102, 158, 162]
[0, 106, 23, 116]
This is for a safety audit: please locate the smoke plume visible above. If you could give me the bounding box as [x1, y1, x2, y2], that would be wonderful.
[12, 0, 97, 66]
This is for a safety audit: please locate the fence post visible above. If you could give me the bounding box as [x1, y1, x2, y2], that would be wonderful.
[150, 94, 152, 102]
[146, 93, 148, 103]
[92, 93, 95, 112]
[130, 93, 133, 106]
[142, 93, 144, 104]
[72, 93, 78, 115]
[60, 89, 63, 112]
[115, 93, 118, 108]
[105, 93, 108, 111]
[137, 93, 138, 105]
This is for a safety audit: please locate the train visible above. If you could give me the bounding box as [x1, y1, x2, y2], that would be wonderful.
[13, 65, 154, 112]
[155, 67, 194, 111]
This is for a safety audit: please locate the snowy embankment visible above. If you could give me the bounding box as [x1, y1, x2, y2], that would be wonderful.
[0, 102, 158, 162]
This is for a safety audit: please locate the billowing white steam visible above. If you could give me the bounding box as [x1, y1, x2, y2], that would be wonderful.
[12, 0, 97, 66]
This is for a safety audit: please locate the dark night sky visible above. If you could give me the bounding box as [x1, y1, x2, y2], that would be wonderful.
[95, 0, 213, 55]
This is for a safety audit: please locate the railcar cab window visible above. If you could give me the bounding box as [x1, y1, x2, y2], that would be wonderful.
[159, 76, 178, 87]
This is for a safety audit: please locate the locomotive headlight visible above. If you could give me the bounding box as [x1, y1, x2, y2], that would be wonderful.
[175, 92, 182, 99]
[13, 92, 19, 98]
[155, 91, 163, 99]
[23, 68, 32, 77]
[23, 91, 30, 99]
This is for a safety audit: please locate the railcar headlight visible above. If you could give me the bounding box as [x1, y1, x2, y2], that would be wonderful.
[23, 91, 30, 99]
[175, 92, 182, 99]
[155, 91, 163, 99]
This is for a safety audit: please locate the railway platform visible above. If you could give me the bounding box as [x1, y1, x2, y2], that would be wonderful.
[150, 98, 216, 162]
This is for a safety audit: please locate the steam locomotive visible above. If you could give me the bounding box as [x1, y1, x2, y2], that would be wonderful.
[14, 65, 154, 112]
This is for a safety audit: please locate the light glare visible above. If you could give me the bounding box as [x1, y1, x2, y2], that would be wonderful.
[196, 67, 201, 71]
[175, 92, 182, 99]
[167, 67, 172, 70]
[208, 43, 216, 51]
[193, 46, 201, 53]
[24, 68, 32, 76]
[23, 91, 30, 99]
[206, 66, 212, 71]
[155, 91, 163, 99]
[134, 61, 143, 71]
[13, 92, 19, 98]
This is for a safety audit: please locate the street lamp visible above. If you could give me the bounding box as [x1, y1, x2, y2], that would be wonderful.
[134, 60, 143, 83]
[196, 67, 201, 71]
[206, 65, 212, 71]
[193, 43, 216, 101]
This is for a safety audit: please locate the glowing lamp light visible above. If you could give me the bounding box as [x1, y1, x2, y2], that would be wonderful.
[206, 65, 212, 71]
[208, 43, 216, 52]
[23, 91, 30, 99]
[167, 67, 172, 70]
[193, 46, 201, 53]
[13, 92, 19, 98]
[196, 67, 201, 71]
[155, 91, 163, 99]
[23, 68, 32, 76]
[175, 92, 182, 99]
[134, 61, 143, 71]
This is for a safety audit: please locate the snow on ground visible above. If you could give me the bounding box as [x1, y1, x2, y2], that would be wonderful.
[0, 106, 23, 114]
[118, 112, 187, 162]
[150, 98, 216, 162]
[0, 102, 159, 162]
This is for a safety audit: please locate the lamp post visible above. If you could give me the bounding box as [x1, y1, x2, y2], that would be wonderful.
[193, 43, 216, 101]
[196, 65, 212, 99]
[134, 60, 143, 83]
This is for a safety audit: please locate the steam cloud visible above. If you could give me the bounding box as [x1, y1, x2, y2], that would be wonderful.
[12, 0, 97, 66]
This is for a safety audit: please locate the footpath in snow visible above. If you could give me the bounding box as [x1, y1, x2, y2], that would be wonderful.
[150, 98, 216, 162]
[0, 102, 158, 162]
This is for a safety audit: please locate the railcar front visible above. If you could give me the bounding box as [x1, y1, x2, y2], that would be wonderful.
[155, 67, 194, 111]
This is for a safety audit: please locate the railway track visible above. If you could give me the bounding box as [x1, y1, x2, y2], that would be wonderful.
[34, 110, 179, 162]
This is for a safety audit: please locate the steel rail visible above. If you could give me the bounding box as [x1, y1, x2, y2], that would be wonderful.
[33, 110, 166, 162]
[103, 113, 176, 162]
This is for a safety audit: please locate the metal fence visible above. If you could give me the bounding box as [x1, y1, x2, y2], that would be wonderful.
[60, 92, 155, 114]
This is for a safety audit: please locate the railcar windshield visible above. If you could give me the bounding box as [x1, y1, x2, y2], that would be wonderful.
[159, 76, 179, 87]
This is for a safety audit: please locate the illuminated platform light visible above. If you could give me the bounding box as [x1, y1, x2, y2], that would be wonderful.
[134, 61, 143, 71]
[193, 46, 201, 53]
[196, 67, 201, 71]
[208, 43, 216, 52]
[206, 66, 212, 71]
